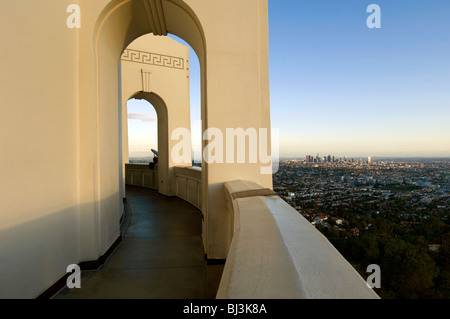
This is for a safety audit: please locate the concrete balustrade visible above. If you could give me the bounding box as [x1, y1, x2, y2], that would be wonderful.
[217, 180, 380, 299]
[174, 166, 202, 210]
[125, 163, 158, 190]
[124, 164, 201, 210]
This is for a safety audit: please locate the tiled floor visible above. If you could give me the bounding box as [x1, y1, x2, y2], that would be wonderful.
[53, 185, 224, 299]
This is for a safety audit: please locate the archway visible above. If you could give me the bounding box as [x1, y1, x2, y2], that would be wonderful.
[85, 0, 272, 261]
[92, 0, 208, 257]
[127, 91, 170, 195]
[126, 98, 158, 164]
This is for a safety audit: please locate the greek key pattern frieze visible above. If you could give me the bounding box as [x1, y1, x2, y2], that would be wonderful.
[122, 49, 184, 70]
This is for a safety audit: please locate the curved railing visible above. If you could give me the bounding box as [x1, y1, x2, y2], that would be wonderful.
[124, 164, 201, 209]
[125, 163, 158, 189]
[174, 166, 202, 210]
[217, 180, 380, 299]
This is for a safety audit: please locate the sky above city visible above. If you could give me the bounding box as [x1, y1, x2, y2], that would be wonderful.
[127, 0, 450, 159]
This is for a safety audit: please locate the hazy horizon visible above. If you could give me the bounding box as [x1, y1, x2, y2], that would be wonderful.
[128, 151, 450, 161]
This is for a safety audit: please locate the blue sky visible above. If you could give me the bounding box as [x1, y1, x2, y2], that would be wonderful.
[128, 0, 450, 159]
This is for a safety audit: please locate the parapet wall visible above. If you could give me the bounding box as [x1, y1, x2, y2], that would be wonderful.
[217, 180, 380, 299]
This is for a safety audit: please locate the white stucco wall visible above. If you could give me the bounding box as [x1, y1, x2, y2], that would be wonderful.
[0, 0, 80, 298]
[0, 0, 273, 297]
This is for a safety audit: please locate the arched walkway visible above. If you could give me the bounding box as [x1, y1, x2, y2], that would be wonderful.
[54, 185, 223, 299]
[87, 0, 210, 260]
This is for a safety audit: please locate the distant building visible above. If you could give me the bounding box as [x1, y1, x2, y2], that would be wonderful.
[315, 215, 328, 225]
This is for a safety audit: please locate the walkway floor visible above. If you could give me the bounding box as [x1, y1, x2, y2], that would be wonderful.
[53, 185, 224, 299]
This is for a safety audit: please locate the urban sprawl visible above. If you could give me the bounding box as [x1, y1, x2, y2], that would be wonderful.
[273, 156, 450, 298]
[274, 155, 450, 233]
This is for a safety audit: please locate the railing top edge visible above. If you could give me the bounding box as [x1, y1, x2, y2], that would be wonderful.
[220, 180, 380, 299]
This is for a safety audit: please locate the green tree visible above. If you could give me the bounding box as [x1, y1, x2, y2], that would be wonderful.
[379, 237, 438, 298]
[434, 244, 450, 298]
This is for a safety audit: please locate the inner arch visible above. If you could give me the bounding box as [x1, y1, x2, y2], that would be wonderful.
[93, 0, 208, 255]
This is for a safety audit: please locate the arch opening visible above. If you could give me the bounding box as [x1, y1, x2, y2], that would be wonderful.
[93, 0, 208, 256]
[125, 91, 170, 195]
[126, 98, 158, 163]
[124, 97, 161, 191]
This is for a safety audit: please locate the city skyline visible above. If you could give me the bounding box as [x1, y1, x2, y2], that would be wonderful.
[127, 0, 450, 159]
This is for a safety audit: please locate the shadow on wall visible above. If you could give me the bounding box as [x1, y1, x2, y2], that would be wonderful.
[0, 195, 121, 299]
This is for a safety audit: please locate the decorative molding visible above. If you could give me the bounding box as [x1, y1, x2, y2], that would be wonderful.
[141, 69, 152, 92]
[121, 48, 184, 70]
[142, 0, 167, 36]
